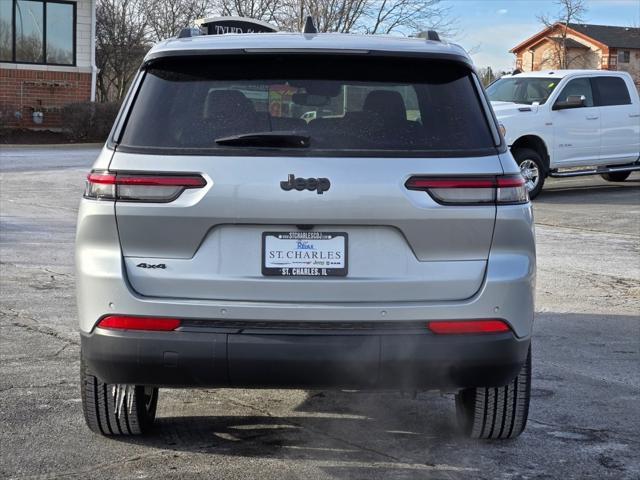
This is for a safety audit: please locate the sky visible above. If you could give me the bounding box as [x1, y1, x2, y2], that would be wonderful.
[444, 0, 640, 71]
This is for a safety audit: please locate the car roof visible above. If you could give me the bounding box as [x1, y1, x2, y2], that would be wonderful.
[501, 69, 628, 79]
[144, 32, 471, 64]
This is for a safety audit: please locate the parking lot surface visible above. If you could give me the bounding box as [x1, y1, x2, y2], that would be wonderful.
[1, 145, 639, 479]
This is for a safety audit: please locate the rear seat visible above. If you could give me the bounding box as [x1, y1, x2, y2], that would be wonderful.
[182, 88, 425, 149]
[306, 92, 425, 148]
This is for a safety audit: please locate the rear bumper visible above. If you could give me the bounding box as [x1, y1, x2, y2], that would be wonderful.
[81, 326, 530, 390]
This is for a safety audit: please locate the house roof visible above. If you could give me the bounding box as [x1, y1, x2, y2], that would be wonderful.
[511, 23, 640, 52]
[568, 23, 640, 49]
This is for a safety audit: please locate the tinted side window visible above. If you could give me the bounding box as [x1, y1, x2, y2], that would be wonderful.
[593, 77, 631, 106]
[555, 78, 594, 107]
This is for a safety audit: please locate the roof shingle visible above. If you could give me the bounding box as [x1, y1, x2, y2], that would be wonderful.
[568, 23, 640, 49]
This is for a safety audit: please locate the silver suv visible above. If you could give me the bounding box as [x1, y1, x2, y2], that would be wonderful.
[77, 30, 535, 440]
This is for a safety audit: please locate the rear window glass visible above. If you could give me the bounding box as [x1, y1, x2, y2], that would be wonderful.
[119, 55, 496, 156]
[593, 77, 631, 106]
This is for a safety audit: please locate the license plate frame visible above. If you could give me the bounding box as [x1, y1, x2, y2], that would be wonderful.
[262, 231, 348, 277]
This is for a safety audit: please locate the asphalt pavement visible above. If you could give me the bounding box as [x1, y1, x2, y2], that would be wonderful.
[1, 145, 639, 479]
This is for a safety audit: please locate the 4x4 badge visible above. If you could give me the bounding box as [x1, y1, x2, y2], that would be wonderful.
[136, 263, 166, 269]
[280, 174, 331, 194]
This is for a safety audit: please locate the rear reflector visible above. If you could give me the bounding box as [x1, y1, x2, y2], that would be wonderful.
[406, 176, 528, 205]
[97, 315, 181, 331]
[427, 319, 510, 334]
[84, 171, 206, 202]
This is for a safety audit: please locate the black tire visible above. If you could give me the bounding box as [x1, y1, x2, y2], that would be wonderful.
[601, 171, 631, 182]
[513, 148, 545, 200]
[455, 346, 531, 439]
[81, 356, 158, 436]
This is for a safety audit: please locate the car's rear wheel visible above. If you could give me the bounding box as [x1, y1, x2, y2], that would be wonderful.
[513, 148, 545, 199]
[601, 171, 631, 182]
[81, 356, 158, 435]
[455, 346, 531, 439]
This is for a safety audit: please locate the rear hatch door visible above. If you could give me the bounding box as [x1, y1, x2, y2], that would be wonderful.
[110, 53, 503, 303]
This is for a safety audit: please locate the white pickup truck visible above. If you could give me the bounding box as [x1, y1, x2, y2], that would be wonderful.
[487, 70, 640, 198]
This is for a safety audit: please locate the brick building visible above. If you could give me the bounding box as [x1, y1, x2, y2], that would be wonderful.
[511, 23, 640, 88]
[0, 0, 96, 129]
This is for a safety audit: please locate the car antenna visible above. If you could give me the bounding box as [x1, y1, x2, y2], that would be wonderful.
[303, 16, 318, 34]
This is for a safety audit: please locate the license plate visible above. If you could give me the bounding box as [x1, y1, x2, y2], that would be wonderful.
[262, 232, 348, 277]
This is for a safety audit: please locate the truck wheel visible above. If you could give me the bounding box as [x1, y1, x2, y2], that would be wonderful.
[455, 346, 531, 439]
[601, 172, 631, 182]
[513, 149, 545, 199]
[81, 356, 158, 436]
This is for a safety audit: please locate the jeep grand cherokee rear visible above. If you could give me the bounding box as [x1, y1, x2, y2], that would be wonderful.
[77, 33, 535, 439]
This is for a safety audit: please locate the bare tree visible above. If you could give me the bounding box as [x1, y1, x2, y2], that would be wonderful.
[301, 0, 362, 32]
[216, 0, 281, 24]
[538, 0, 588, 69]
[93, 0, 456, 103]
[215, 0, 453, 36]
[142, 0, 211, 42]
[96, 0, 149, 102]
[0, 15, 10, 60]
[476, 66, 508, 86]
[366, 0, 454, 36]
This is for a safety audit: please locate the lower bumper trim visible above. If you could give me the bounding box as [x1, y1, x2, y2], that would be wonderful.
[81, 327, 530, 390]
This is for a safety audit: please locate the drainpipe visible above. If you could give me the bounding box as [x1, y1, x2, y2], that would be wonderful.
[90, 0, 97, 102]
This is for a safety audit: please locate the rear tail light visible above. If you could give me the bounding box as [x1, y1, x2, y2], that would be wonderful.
[84, 171, 206, 202]
[405, 176, 528, 205]
[427, 319, 511, 334]
[97, 315, 181, 331]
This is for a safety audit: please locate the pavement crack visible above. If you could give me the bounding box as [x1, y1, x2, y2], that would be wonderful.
[9, 321, 79, 346]
[51, 343, 73, 357]
[530, 419, 639, 445]
[42, 267, 74, 279]
[0, 381, 78, 393]
[16, 451, 167, 479]
[2, 309, 79, 346]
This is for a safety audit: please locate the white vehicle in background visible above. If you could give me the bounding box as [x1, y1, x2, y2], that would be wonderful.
[487, 70, 640, 198]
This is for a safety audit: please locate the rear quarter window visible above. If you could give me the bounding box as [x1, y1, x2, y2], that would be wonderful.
[118, 55, 497, 157]
[593, 77, 631, 106]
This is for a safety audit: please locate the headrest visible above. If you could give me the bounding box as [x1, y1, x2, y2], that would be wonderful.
[363, 90, 407, 124]
[205, 89, 256, 120]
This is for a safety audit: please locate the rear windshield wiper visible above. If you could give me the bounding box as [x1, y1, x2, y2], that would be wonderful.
[215, 131, 310, 148]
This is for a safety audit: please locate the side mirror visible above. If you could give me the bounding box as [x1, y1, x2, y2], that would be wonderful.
[553, 95, 586, 110]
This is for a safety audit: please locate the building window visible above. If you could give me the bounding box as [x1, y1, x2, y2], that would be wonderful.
[602, 54, 617, 69]
[617, 50, 630, 64]
[0, 0, 75, 65]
